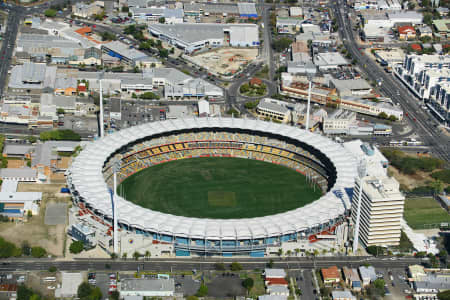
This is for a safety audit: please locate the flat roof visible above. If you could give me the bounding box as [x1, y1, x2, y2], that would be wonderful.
[238, 3, 257, 16]
[0, 168, 37, 179]
[102, 41, 148, 61]
[120, 278, 174, 292]
[314, 52, 348, 66]
[0, 192, 42, 202]
[3, 144, 34, 156]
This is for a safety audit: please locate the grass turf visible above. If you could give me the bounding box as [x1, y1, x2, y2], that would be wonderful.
[404, 197, 450, 229]
[118, 157, 322, 219]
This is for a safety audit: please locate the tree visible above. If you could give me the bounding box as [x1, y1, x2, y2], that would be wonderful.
[378, 112, 388, 119]
[240, 83, 250, 94]
[144, 250, 151, 260]
[366, 245, 384, 256]
[272, 37, 293, 52]
[21, 241, 31, 256]
[423, 12, 433, 26]
[230, 261, 243, 271]
[133, 251, 140, 260]
[77, 282, 92, 299]
[27, 136, 37, 143]
[388, 115, 398, 122]
[242, 278, 254, 294]
[267, 259, 274, 268]
[431, 179, 444, 194]
[373, 278, 386, 296]
[57, 108, 65, 115]
[121, 6, 129, 12]
[110, 252, 118, 260]
[159, 48, 169, 58]
[44, 9, 57, 17]
[437, 290, 450, 300]
[214, 262, 226, 270]
[17, 285, 37, 300]
[278, 248, 283, 257]
[90, 287, 102, 300]
[110, 291, 120, 300]
[40, 130, 81, 141]
[196, 283, 208, 297]
[31, 247, 46, 258]
[186, 296, 199, 300]
[69, 241, 84, 254]
[48, 266, 57, 273]
[139, 92, 159, 100]
[122, 252, 127, 260]
[158, 17, 165, 23]
[286, 250, 292, 256]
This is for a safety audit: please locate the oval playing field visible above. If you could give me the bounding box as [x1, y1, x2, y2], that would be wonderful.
[118, 157, 322, 219]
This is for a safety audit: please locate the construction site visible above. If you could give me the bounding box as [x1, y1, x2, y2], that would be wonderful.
[188, 48, 258, 77]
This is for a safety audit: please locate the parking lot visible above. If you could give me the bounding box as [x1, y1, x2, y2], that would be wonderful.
[44, 203, 67, 225]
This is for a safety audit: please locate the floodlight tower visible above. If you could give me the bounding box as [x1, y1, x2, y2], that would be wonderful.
[99, 71, 105, 138]
[304, 62, 317, 131]
[112, 159, 120, 254]
[352, 159, 367, 254]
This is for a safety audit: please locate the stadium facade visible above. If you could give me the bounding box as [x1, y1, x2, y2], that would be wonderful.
[67, 118, 358, 257]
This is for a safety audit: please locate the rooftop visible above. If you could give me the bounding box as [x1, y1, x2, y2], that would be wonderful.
[322, 266, 340, 279]
[314, 52, 348, 67]
[120, 278, 175, 292]
[331, 78, 372, 91]
[358, 266, 377, 280]
[265, 268, 287, 278]
[0, 192, 42, 202]
[433, 19, 450, 32]
[257, 98, 290, 114]
[102, 41, 148, 61]
[0, 168, 37, 179]
[3, 144, 34, 156]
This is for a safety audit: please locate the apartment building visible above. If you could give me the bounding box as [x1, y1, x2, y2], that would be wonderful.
[344, 140, 404, 248]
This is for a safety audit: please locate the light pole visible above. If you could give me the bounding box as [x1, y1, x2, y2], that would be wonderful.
[304, 62, 316, 131]
[352, 159, 366, 255]
[112, 159, 120, 255]
[98, 71, 105, 138]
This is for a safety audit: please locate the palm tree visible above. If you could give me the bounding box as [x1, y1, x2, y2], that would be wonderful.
[286, 250, 292, 257]
[294, 248, 300, 257]
[110, 252, 118, 260]
[322, 249, 327, 256]
[144, 250, 151, 261]
[133, 251, 140, 261]
[277, 248, 283, 257]
[313, 249, 319, 257]
[122, 252, 127, 260]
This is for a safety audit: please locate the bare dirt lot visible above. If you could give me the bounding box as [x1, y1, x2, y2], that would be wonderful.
[189, 48, 258, 76]
[0, 183, 71, 257]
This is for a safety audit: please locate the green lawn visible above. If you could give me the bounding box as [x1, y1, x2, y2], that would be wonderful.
[404, 197, 450, 229]
[118, 157, 322, 219]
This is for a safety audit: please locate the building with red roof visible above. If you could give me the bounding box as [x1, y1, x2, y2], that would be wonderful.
[410, 43, 422, 52]
[321, 266, 341, 285]
[265, 278, 289, 286]
[398, 25, 416, 40]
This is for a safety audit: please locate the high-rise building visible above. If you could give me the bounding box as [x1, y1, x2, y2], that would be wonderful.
[344, 140, 405, 248]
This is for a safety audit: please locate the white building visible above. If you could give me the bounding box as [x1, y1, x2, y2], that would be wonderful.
[148, 23, 259, 54]
[119, 279, 175, 297]
[256, 98, 291, 123]
[313, 52, 349, 70]
[323, 109, 357, 135]
[344, 140, 405, 248]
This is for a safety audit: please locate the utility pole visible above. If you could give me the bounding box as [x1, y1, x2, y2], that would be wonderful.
[112, 159, 120, 255]
[305, 62, 317, 131]
[99, 71, 105, 138]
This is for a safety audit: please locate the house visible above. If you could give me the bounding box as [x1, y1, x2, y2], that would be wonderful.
[433, 19, 450, 38]
[411, 43, 422, 52]
[0, 168, 37, 182]
[332, 290, 356, 300]
[398, 25, 416, 40]
[265, 278, 289, 286]
[408, 265, 426, 282]
[417, 25, 433, 38]
[321, 266, 340, 285]
[342, 267, 362, 292]
[358, 266, 377, 287]
[250, 77, 263, 86]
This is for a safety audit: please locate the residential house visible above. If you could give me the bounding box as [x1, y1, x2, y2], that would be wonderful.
[331, 290, 356, 300]
[433, 19, 450, 38]
[342, 267, 362, 292]
[321, 266, 341, 286]
[358, 266, 377, 287]
[398, 25, 416, 40]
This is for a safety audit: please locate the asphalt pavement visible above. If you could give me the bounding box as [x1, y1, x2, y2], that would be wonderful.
[331, 0, 450, 162]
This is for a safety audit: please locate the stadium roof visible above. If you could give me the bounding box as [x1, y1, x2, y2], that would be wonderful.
[68, 118, 358, 240]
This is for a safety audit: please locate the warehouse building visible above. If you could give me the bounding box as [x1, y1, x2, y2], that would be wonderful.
[148, 23, 259, 54]
[101, 41, 149, 67]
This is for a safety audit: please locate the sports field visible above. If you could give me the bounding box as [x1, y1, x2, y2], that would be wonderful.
[404, 197, 450, 229]
[118, 157, 322, 219]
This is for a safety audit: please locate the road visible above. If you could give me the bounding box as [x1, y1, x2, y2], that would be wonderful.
[0, 5, 22, 95]
[0, 256, 423, 272]
[332, 0, 450, 162]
